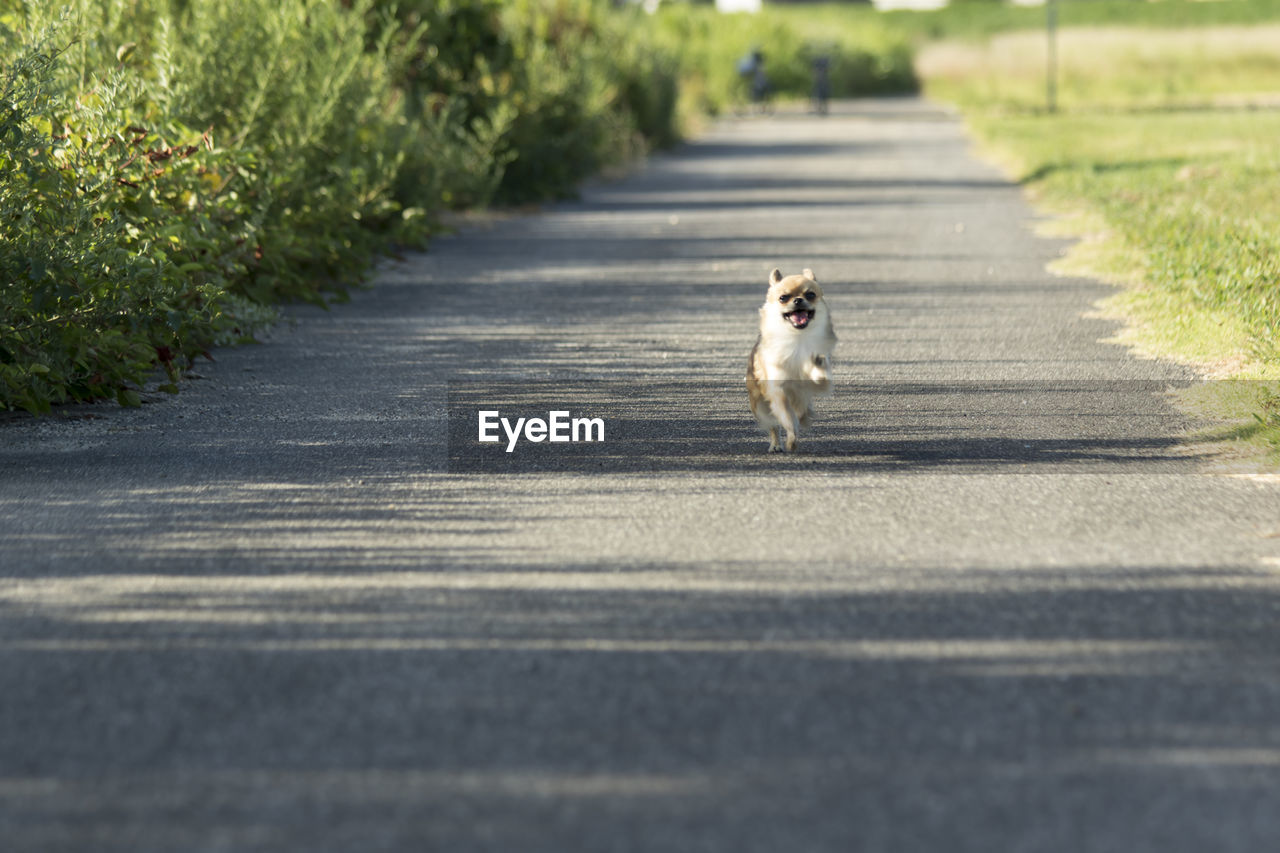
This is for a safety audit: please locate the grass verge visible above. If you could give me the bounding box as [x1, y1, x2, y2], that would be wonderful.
[915, 18, 1280, 466]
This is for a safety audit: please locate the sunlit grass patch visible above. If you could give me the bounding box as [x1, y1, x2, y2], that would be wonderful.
[974, 106, 1280, 364]
[889, 0, 1280, 42]
[920, 26, 1280, 112]
[918, 23, 1280, 465]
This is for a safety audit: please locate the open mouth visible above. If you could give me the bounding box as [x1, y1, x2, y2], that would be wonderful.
[784, 309, 814, 329]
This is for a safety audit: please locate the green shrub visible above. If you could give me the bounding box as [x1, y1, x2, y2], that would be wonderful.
[462, 0, 682, 203]
[0, 30, 257, 413]
[0, 0, 461, 413]
[147, 0, 439, 303]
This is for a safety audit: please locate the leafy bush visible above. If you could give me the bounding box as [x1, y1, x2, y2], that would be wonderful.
[0, 29, 257, 412]
[0, 0, 486, 413]
[131, 0, 455, 304]
[381, 0, 681, 203]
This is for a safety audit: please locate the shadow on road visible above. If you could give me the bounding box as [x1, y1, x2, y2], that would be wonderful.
[2, 557, 1278, 850]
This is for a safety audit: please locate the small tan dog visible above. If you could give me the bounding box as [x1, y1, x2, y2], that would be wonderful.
[746, 268, 836, 452]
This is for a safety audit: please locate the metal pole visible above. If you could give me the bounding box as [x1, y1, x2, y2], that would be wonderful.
[1047, 0, 1058, 113]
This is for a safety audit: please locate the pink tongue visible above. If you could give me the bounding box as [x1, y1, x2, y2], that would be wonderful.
[793, 312, 809, 327]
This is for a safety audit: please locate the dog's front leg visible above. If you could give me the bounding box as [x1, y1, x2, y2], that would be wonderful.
[764, 382, 798, 452]
[808, 355, 831, 393]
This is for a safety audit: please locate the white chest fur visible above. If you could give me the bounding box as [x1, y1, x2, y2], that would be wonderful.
[756, 308, 835, 379]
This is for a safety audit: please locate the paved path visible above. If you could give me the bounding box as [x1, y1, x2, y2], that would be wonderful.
[4, 98, 1280, 851]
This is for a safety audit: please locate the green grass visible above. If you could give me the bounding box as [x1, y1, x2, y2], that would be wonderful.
[920, 27, 1280, 111]
[882, 0, 1280, 41]
[996, 108, 1280, 370]
[761, 0, 1280, 45]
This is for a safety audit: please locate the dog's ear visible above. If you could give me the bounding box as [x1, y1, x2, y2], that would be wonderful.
[769, 268, 783, 287]
[803, 268, 816, 281]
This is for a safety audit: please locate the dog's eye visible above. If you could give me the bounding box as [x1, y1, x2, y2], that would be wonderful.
[805, 291, 816, 301]
[778, 294, 791, 304]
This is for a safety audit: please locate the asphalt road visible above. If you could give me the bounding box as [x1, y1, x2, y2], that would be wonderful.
[5, 98, 1280, 851]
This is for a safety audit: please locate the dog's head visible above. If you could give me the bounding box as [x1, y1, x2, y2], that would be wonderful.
[763, 268, 825, 331]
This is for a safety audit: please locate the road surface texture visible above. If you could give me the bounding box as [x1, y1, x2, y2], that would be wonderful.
[4, 99, 1280, 851]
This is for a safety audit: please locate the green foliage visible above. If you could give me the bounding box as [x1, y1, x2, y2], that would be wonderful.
[0, 0, 494, 413]
[154, 0, 435, 302]
[0, 28, 256, 413]
[379, 0, 683, 203]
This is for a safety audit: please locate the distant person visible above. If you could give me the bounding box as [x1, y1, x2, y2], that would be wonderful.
[812, 55, 830, 116]
[749, 50, 769, 106]
[737, 49, 770, 112]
